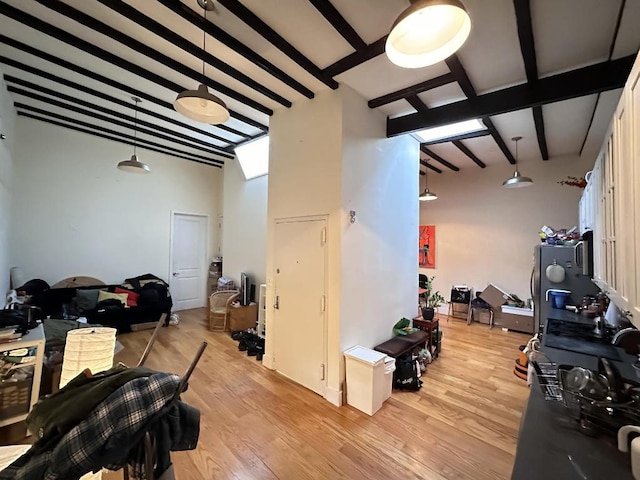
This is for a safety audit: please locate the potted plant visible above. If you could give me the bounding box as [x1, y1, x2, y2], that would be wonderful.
[421, 276, 445, 320]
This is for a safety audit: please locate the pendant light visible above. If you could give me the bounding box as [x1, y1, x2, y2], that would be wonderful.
[386, 0, 471, 69]
[174, 0, 230, 124]
[419, 161, 438, 201]
[502, 136, 533, 188]
[117, 97, 150, 173]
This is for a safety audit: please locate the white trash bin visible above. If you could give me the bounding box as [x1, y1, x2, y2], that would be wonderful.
[344, 346, 396, 416]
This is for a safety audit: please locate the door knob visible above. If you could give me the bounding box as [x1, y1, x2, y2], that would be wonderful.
[172, 272, 179, 277]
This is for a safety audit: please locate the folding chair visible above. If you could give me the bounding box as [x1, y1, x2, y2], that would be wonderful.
[448, 285, 472, 324]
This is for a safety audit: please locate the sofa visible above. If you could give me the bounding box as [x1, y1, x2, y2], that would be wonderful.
[29, 274, 172, 334]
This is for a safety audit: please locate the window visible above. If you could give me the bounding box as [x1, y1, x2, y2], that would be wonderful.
[413, 119, 485, 143]
[235, 136, 269, 180]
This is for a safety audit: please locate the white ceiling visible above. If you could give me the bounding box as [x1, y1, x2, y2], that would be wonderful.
[0, 0, 638, 172]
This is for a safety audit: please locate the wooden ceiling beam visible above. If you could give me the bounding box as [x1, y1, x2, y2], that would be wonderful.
[0, 3, 271, 127]
[308, 0, 366, 50]
[33, 0, 284, 111]
[420, 145, 460, 172]
[513, 0, 549, 160]
[1, 60, 234, 146]
[7, 81, 233, 156]
[420, 160, 442, 174]
[452, 140, 487, 168]
[0, 35, 256, 137]
[15, 103, 226, 165]
[387, 55, 635, 136]
[482, 118, 516, 164]
[8, 86, 233, 158]
[368, 73, 455, 108]
[16, 111, 223, 167]
[323, 37, 386, 77]
[406, 96, 429, 114]
[215, 0, 338, 89]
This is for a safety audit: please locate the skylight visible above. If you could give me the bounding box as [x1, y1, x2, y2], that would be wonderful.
[235, 136, 269, 180]
[414, 119, 486, 143]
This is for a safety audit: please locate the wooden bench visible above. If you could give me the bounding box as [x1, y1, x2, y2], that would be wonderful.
[373, 330, 429, 358]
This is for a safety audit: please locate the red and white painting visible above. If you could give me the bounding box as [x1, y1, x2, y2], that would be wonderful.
[419, 225, 436, 268]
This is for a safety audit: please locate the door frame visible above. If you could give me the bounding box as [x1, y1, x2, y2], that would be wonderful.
[169, 211, 210, 309]
[273, 214, 329, 397]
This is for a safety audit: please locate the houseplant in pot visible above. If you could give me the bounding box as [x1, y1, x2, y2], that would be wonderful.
[421, 276, 445, 320]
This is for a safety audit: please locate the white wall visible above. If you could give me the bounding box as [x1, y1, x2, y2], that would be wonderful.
[420, 155, 595, 306]
[222, 156, 267, 289]
[267, 86, 418, 405]
[11, 117, 222, 286]
[340, 86, 418, 352]
[0, 69, 16, 297]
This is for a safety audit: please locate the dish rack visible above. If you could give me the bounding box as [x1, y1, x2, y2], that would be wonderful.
[531, 360, 640, 435]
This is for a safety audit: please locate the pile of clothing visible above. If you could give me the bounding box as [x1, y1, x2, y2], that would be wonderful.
[0, 365, 200, 480]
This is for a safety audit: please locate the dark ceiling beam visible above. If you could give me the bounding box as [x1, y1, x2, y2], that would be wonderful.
[0, 3, 271, 126]
[155, 0, 314, 98]
[0, 35, 255, 138]
[452, 140, 487, 168]
[420, 160, 442, 174]
[368, 73, 455, 108]
[482, 118, 516, 164]
[419, 170, 425, 176]
[387, 55, 636, 136]
[406, 96, 429, 114]
[8, 86, 232, 157]
[513, 0, 548, 160]
[16, 112, 222, 167]
[215, 0, 338, 89]
[420, 146, 459, 172]
[444, 54, 515, 164]
[31, 0, 283, 111]
[234, 132, 269, 149]
[6, 81, 232, 156]
[0, 59, 233, 146]
[15, 103, 226, 164]
[308, 0, 366, 50]
[92, 0, 294, 106]
[421, 129, 490, 146]
[579, 0, 626, 155]
[323, 37, 386, 77]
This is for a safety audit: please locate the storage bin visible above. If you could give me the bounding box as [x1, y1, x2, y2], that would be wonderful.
[344, 346, 395, 416]
[0, 378, 32, 420]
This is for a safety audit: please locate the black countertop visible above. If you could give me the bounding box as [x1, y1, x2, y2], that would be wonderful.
[511, 309, 637, 480]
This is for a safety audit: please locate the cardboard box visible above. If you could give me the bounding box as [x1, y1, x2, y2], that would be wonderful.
[478, 284, 509, 309]
[229, 302, 258, 331]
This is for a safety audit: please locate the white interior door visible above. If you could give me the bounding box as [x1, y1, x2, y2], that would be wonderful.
[170, 213, 208, 311]
[273, 218, 327, 396]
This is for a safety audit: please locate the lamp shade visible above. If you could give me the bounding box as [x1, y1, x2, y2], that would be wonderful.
[60, 327, 117, 389]
[502, 170, 533, 188]
[386, 0, 471, 68]
[117, 154, 150, 173]
[174, 84, 230, 124]
[419, 188, 438, 201]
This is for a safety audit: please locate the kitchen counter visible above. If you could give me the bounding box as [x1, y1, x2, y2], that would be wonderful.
[511, 311, 637, 480]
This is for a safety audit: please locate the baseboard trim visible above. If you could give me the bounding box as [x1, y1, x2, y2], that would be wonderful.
[325, 386, 343, 407]
[262, 355, 275, 370]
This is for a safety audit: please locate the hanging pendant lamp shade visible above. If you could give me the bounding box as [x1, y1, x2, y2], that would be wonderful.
[174, 0, 230, 124]
[419, 161, 438, 201]
[386, 0, 471, 68]
[117, 97, 150, 173]
[174, 84, 230, 124]
[502, 136, 533, 188]
[117, 154, 150, 173]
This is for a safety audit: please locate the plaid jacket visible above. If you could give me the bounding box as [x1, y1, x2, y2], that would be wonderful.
[1, 373, 188, 480]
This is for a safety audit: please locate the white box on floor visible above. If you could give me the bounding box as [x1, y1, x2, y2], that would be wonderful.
[344, 346, 395, 416]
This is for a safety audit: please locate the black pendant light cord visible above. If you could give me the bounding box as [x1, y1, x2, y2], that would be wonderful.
[133, 99, 138, 156]
[202, 3, 206, 81]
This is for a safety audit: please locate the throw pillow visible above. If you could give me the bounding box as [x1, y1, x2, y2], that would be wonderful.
[114, 287, 139, 307]
[97, 290, 128, 308]
[72, 289, 101, 313]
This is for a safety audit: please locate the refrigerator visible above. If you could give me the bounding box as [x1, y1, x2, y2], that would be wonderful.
[532, 244, 600, 334]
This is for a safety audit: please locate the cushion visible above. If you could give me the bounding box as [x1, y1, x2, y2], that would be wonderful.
[114, 287, 139, 307]
[97, 290, 128, 308]
[72, 289, 101, 313]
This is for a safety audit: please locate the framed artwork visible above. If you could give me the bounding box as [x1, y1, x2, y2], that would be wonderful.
[419, 225, 436, 268]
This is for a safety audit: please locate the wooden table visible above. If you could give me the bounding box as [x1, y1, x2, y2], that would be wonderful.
[412, 317, 440, 359]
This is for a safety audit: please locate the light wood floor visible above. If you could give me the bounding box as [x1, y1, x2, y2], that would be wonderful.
[107, 309, 530, 480]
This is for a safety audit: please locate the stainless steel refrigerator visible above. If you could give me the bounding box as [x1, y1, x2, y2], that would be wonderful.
[531, 244, 600, 333]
